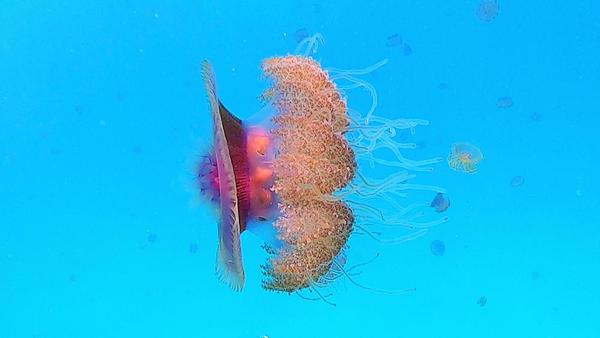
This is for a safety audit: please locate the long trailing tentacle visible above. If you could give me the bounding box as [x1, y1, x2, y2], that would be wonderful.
[332, 261, 416, 295]
[354, 224, 428, 244]
[309, 280, 337, 306]
[294, 33, 325, 57]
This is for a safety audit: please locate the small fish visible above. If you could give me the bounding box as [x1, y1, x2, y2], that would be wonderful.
[477, 296, 487, 307]
[386, 33, 403, 47]
[430, 192, 450, 213]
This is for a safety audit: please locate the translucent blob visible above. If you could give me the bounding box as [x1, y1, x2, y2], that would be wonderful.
[447, 142, 483, 173]
[510, 176, 524, 187]
[497, 96, 513, 109]
[476, 0, 499, 22]
[294, 28, 309, 43]
[430, 240, 445, 256]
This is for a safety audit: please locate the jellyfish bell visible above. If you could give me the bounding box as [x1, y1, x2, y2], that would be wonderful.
[430, 192, 450, 213]
[199, 61, 281, 291]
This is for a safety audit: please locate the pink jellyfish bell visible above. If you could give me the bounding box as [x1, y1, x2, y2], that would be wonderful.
[197, 61, 279, 291]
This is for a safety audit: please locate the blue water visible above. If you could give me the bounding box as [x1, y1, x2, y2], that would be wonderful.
[1, 1, 599, 337]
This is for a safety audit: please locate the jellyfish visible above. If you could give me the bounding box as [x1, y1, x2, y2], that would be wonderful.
[430, 240, 445, 256]
[430, 192, 450, 213]
[197, 35, 446, 303]
[476, 0, 499, 22]
[510, 175, 524, 187]
[447, 142, 483, 173]
[497, 96, 513, 109]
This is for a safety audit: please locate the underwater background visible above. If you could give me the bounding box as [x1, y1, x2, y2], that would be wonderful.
[1, 1, 599, 337]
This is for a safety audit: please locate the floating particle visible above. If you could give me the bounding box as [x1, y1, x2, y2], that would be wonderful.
[68, 274, 77, 282]
[510, 176, 524, 187]
[75, 105, 84, 115]
[497, 97, 513, 109]
[430, 240, 446, 256]
[438, 82, 450, 90]
[402, 43, 412, 56]
[386, 33, 403, 47]
[189, 242, 198, 254]
[294, 28, 309, 43]
[147, 233, 157, 243]
[476, 0, 499, 22]
[430, 192, 450, 213]
[530, 112, 542, 122]
[132, 146, 142, 154]
[477, 296, 488, 307]
[531, 271, 541, 280]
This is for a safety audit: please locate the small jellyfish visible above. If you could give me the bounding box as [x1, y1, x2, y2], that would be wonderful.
[430, 240, 445, 256]
[477, 296, 488, 307]
[386, 33, 403, 47]
[510, 176, 524, 187]
[189, 242, 198, 254]
[447, 142, 483, 173]
[497, 97, 513, 109]
[430, 192, 450, 213]
[147, 233, 157, 243]
[476, 0, 499, 22]
[294, 28, 309, 43]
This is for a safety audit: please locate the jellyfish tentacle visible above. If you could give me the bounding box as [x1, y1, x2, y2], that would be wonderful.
[354, 224, 428, 245]
[345, 253, 380, 275]
[308, 280, 337, 306]
[294, 33, 325, 57]
[332, 261, 416, 295]
[295, 290, 333, 302]
[330, 73, 378, 124]
[326, 59, 388, 76]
